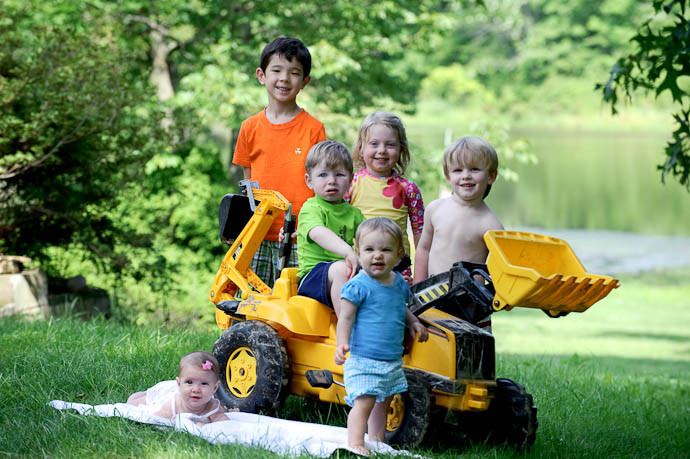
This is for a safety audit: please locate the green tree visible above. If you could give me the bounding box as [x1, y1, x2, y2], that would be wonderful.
[598, 0, 690, 190]
[0, 5, 169, 275]
[1, 0, 468, 325]
[426, 0, 652, 109]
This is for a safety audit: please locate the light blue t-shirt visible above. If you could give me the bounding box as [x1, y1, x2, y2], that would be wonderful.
[340, 271, 410, 361]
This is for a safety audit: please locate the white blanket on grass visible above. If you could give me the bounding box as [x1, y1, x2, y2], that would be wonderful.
[49, 400, 420, 457]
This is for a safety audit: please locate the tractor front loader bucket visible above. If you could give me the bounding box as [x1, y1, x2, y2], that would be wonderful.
[484, 230, 619, 314]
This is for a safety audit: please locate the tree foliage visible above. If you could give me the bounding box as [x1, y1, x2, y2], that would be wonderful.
[0, 4, 170, 273]
[598, 0, 690, 190]
[0, 0, 464, 324]
[427, 0, 653, 106]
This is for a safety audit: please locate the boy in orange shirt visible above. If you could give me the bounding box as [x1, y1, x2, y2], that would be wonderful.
[232, 37, 327, 286]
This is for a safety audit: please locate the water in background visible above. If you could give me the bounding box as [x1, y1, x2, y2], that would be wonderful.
[483, 130, 690, 236]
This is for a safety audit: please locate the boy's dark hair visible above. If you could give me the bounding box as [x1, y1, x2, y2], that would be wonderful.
[260, 37, 311, 77]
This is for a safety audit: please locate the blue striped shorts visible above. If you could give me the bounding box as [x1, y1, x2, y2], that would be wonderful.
[343, 354, 407, 406]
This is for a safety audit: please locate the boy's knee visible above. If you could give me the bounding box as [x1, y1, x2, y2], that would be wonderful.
[328, 260, 348, 282]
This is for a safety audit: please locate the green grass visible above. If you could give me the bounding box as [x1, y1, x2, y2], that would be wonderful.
[2, 268, 689, 458]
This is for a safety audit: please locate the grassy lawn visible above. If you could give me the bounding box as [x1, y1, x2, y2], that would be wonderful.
[1, 268, 689, 458]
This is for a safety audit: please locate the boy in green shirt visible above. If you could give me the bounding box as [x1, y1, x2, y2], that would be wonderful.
[296, 140, 365, 316]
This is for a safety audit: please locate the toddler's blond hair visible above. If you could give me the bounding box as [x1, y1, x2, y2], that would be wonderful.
[442, 136, 498, 177]
[354, 217, 405, 253]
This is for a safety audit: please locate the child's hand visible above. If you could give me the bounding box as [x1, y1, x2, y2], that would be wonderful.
[344, 252, 359, 279]
[334, 343, 350, 365]
[410, 320, 429, 342]
[278, 226, 297, 243]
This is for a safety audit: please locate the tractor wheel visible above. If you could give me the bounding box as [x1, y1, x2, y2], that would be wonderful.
[385, 368, 432, 447]
[484, 378, 538, 449]
[213, 320, 290, 413]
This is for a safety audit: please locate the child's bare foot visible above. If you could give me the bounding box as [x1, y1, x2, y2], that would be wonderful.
[347, 444, 371, 456]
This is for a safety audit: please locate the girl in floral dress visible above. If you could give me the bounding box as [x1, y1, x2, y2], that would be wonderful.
[346, 111, 424, 284]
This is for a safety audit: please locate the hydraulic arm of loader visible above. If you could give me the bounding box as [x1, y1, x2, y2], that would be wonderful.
[209, 181, 292, 305]
[409, 261, 494, 321]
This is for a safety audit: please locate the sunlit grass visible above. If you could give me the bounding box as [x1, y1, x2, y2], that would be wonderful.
[1, 267, 689, 457]
[492, 267, 690, 363]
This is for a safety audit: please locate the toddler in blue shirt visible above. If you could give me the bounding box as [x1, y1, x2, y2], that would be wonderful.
[334, 217, 428, 455]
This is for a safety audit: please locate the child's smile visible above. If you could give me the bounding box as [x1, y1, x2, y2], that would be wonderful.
[362, 124, 401, 177]
[447, 163, 496, 202]
[257, 54, 309, 105]
[356, 229, 403, 283]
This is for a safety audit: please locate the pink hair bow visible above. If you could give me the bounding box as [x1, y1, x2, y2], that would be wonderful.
[202, 360, 213, 371]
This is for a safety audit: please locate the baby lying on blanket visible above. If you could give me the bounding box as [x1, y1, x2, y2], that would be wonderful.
[127, 351, 230, 424]
[50, 349, 420, 457]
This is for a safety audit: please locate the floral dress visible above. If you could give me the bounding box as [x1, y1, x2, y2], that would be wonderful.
[346, 169, 424, 284]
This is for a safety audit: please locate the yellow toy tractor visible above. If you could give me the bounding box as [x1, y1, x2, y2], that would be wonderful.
[209, 181, 619, 448]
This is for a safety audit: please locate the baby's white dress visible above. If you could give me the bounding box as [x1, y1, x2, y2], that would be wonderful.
[143, 380, 222, 422]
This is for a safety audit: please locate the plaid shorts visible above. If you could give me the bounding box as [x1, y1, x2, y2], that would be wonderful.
[251, 240, 299, 287]
[343, 354, 407, 406]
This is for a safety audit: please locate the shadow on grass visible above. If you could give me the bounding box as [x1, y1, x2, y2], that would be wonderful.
[595, 330, 690, 342]
[497, 352, 690, 377]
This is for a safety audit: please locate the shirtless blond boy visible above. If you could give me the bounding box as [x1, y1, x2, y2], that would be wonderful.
[413, 136, 503, 331]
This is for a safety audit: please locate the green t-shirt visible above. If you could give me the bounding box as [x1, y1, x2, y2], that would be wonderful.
[297, 196, 366, 279]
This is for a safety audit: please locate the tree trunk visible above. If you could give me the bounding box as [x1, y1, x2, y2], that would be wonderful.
[149, 29, 175, 132]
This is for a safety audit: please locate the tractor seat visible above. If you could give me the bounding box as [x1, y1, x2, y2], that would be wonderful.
[273, 267, 300, 299]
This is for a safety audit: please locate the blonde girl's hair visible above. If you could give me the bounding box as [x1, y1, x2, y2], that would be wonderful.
[305, 140, 353, 176]
[352, 111, 410, 175]
[442, 136, 499, 177]
[180, 351, 219, 378]
[354, 217, 405, 253]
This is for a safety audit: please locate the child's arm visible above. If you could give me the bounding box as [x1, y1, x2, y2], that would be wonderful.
[242, 167, 251, 180]
[413, 232, 422, 248]
[308, 226, 359, 278]
[412, 198, 439, 283]
[335, 298, 357, 364]
[405, 309, 428, 342]
[152, 398, 174, 420]
[207, 410, 231, 423]
[405, 179, 425, 249]
[126, 391, 147, 406]
[412, 218, 433, 283]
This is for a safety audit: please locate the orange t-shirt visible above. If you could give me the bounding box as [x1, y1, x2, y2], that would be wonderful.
[232, 109, 326, 240]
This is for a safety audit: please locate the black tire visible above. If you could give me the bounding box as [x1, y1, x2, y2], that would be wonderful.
[385, 368, 432, 447]
[484, 378, 538, 449]
[213, 320, 290, 413]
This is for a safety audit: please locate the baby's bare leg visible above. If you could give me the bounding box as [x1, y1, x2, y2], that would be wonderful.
[367, 395, 393, 443]
[348, 395, 376, 456]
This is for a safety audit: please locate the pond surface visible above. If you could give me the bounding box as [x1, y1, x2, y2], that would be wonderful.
[517, 227, 690, 275]
[485, 130, 690, 236]
[405, 127, 690, 272]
